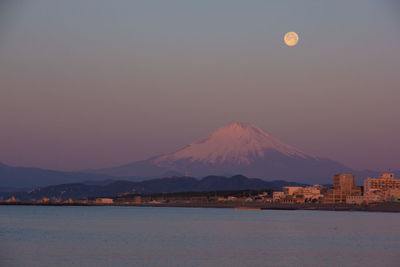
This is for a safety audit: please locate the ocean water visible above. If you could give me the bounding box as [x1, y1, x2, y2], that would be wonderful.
[0, 206, 399, 267]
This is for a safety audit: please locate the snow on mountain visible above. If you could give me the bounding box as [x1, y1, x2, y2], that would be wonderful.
[90, 122, 352, 184]
[153, 122, 313, 166]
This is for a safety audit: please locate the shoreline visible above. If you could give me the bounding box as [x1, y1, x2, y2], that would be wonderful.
[2, 202, 400, 213]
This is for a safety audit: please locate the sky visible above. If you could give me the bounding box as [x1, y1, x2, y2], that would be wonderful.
[0, 0, 399, 172]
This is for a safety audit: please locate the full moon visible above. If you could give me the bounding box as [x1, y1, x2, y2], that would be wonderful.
[284, 32, 299, 47]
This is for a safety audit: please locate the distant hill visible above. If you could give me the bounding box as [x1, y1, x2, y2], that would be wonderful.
[0, 162, 119, 189]
[4, 175, 309, 201]
[0, 160, 395, 191]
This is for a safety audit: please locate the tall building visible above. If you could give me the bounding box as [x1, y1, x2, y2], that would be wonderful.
[324, 174, 361, 203]
[364, 173, 400, 203]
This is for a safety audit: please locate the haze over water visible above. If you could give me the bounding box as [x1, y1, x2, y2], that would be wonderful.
[1, 206, 399, 267]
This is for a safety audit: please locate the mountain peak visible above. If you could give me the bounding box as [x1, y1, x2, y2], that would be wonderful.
[153, 122, 312, 166]
[90, 122, 351, 184]
[224, 122, 254, 129]
[213, 122, 272, 138]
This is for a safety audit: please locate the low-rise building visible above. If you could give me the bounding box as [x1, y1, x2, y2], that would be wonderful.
[273, 191, 285, 202]
[283, 186, 303, 196]
[95, 198, 114, 204]
[227, 196, 238, 201]
[364, 173, 400, 203]
[302, 186, 324, 201]
[283, 185, 323, 202]
[133, 195, 142, 204]
[346, 196, 364, 205]
[263, 196, 273, 203]
[6, 196, 16, 202]
[388, 189, 400, 200]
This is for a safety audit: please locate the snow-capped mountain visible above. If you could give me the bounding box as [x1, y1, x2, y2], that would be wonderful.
[154, 122, 312, 166]
[91, 122, 351, 184]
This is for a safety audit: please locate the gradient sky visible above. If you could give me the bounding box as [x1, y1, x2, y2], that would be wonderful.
[1, 0, 399, 171]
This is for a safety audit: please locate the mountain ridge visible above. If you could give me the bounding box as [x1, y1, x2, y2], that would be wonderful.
[0, 160, 396, 190]
[1, 123, 395, 188]
[90, 122, 352, 184]
[0, 162, 121, 188]
[3, 175, 309, 201]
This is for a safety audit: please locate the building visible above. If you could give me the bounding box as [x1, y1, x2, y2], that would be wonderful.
[273, 191, 285, 202]
[324, 174, 361, 203]
[6, 196, 16, 202]
[227, 196, 238, 201]
[302, 186, 324, 201]
[283, 186, 303, 196]
[388, 189, 400, 201]
[346, 196, 364, 205]
[283, 185, 324, 202]
[364, 173, 400, 203]
[263, 195, 273, 203]
[133, 195, 142, 204]
[95, 198, 114, 204]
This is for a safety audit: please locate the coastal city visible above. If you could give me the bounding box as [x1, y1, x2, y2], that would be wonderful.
[3, 172, 400, 212]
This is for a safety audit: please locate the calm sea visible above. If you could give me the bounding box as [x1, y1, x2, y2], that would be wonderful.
[0, 206, 399, 267]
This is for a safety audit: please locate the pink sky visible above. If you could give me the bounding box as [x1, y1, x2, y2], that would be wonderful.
[0, 1, 399, 171]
